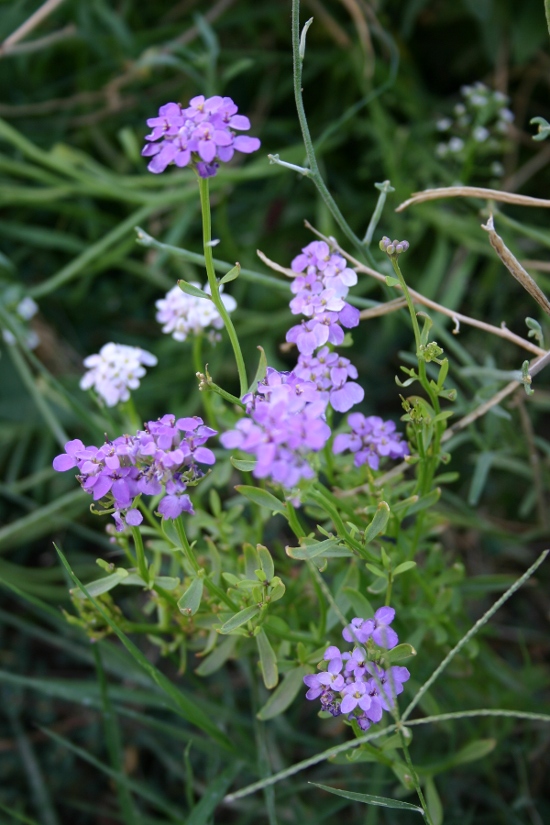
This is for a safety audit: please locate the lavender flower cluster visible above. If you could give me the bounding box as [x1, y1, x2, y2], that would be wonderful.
[53, 415, 216, 529]
[334, 413, 409, 470]
[220, 368, 331, 488]
[304, 608, 410, 731]
[142, 96, 260, 178]
[220, 241, 371, 491]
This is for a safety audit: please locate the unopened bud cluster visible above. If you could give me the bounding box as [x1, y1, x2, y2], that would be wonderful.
[379, 236, 409, 256]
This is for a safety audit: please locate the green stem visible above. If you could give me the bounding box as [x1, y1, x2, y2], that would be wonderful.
[130, 525, 149, 581]
[398, 728, 433, 825]
[192, 333, 217, 428]
[197, 175, 248, 397]
[175, 517, 238, 610]
[363, 180, 395, 246]
[291, 0, 366, 261]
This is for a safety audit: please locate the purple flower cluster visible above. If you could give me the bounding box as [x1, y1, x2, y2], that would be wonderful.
[286, 241, 361, 358]
[53, 415, 216, 529]
[304, 608, 410, 731]
[142, 96, 260, 177]
[333, 413, 409, 470]
[220, 368, 330, 488]
[293, 346, 364, 413]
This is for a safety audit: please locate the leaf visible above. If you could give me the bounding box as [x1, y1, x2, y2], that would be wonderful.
[367, 577, 387, 594]
[186, 763, 242, 825]
[219, 604, 259, 634]
[195, 636, 237, 676]
[393, 561, 417, 577]
[401, 488, 440, 516]
[257, 665, 310, 720]
[425, 778, 443, 825]
[246, 345, 268, 395]
[286, 536, 351, 560]
[342, 588, 374, 619]
[154, 576, 180, 590]
[256, 629, 278, 689]
[308, 783, 424, 813]
[257, 545, 274, 581]
[447, 738, 496, 768]
[177, 577, 203, 616]
[235, 485, 286, 515]
[177, 279, 210, 299]
[219, 262, 240, 284]
[468, 452, 494, 506]
[230, 457, 257, 472]
[384, 643, 417, 663]
[385, 276, 400, 287]
[55, 545, 234, 751]
[364, 502, 390, 543]
[70, 570, 129, 599]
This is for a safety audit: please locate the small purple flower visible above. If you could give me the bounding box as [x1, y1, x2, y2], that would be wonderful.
[372, 606, 399, 649]
[142, 96, 260, 178]
[340, 680, 372, 714]
[53, 414, 216, 529]
[334, 413, 408, 470]
[342, 616, 374, 645]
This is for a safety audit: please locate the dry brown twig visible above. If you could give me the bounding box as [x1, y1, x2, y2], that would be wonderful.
[395, 185, 550, 213]
[0, 0, 67, 56]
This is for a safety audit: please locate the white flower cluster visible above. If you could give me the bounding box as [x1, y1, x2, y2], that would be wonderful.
[2, 296, 40, 349]
[80, 342, 157, 407]
[435, 82, 514, 167]
[155, 284, 236, 342]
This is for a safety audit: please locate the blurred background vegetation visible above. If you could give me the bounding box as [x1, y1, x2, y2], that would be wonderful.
[0, 0, 549, 823]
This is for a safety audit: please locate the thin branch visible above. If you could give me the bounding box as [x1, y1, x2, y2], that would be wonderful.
[0, 23, 76, 56]
[511, 395, 549, 529]
[482, 215, 550, 317]
[255, 249, 295, 279]
[395, 185, 550, 213]
[0, 0, 66, 54]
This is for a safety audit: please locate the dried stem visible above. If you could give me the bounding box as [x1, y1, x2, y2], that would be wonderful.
[482, 215, 550, 317]
[395, 185, 550, 213]
[0, 0, 67, 55]
[511, 395, 549, 530]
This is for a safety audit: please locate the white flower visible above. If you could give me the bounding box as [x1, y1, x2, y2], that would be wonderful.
[473, 125, 489, 142]
[80, 342, 157, 407]
[448, 137, 465, 153]
[155, 283, 237, 343]
[436, 118, 452, 132]
[498, 107, 514, 123]
[16, 297, 38, 321]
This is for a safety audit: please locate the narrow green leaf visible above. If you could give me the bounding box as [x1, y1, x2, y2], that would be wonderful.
[257, 665, 310, 721]
[384, 643, 417, 664]
[447, 738, 496, 768]
[70, 570, 128, 599]
[286, 537, 352, 560]
[219, 604, 259, 634]
[178, 577, 204, 616]
[178, 279, 210, 299]
[393, 561, 417, 577]
[366, 563, 386, 578]
[257, 545, 274, 581]
[246, 345, 268, 395]
[235, 485, 286, 515]
[402, 488, 440, 515]
[309, 783, 424, 813]
[367, 577, 387, 594]
[385, 276, 400, 287]
[0, 800, 39, 825]
[195, 635, 237, 676]
[469, 452, 494, 506]
[425, 778, 443, 825]
[230, 457, 257, 472]
[364, 501, 390, 543]
[54, 545, 234, 751]
[342, 588, 374, 619]
[187, 763, 242, 825]
[219, 262, 240, 284]
[256, 629, 278, 689]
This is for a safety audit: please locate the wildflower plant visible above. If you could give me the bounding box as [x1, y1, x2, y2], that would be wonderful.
[3, 3, 550, 825]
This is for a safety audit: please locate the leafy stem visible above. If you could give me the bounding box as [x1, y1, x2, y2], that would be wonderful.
[197, 175, 248, 397]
